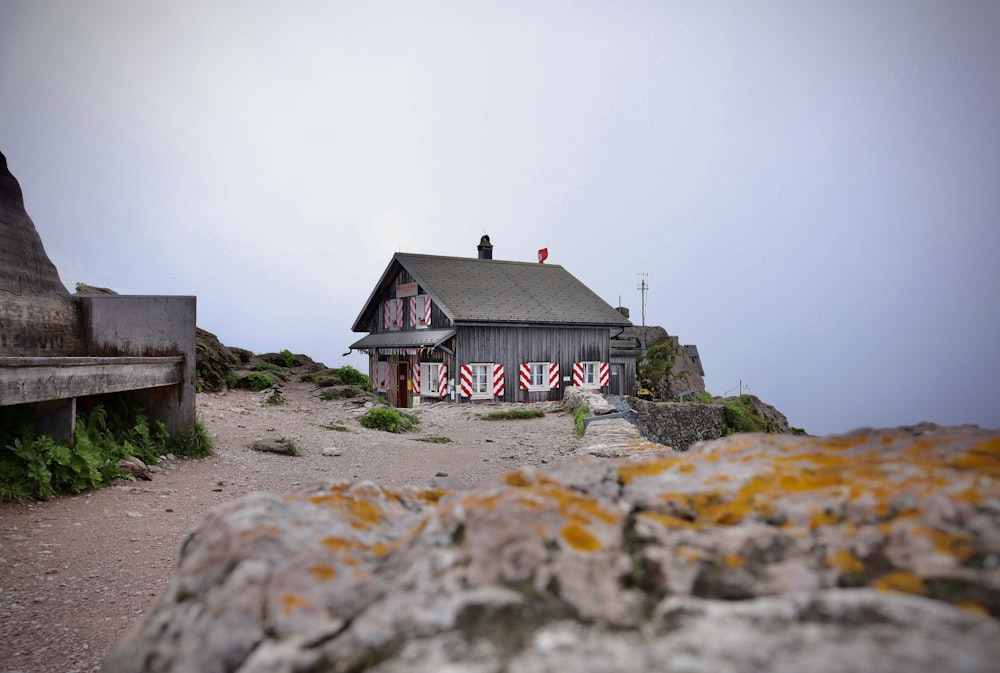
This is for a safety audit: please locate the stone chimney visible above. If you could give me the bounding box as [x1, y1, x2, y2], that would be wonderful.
[477, 234, 493, 260]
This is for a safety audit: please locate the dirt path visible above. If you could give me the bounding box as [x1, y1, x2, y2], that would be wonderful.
[0, 381, 585, 673]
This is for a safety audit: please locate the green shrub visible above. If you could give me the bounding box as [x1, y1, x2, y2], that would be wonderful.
[337, 365, 372, 391]
[421, 436, 453, 444]
[690, 392, 715, 404]
[248, 373, 276, 391]
[722, 395, 769, 434]
[280, 349, 295, 368]
[359, 407, 419, 433]
[480, 409, 545, 421]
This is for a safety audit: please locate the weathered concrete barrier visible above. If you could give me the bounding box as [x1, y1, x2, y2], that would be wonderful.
[103, 424, 1000, 672]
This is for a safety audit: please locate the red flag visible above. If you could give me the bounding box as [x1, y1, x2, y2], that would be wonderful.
[538, 247, 548, 263]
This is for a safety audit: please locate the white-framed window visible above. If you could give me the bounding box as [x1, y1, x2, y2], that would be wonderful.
[528, 362, 547, 391]
[471, 363, 491, 398]
[384, 299, 403, 331]
[580, 361, 600, 388]
[420, 362, 442, 396]
[413, 294, 432, 329]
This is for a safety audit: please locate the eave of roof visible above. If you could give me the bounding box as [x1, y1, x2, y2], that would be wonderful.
[348, 329, 456, 351]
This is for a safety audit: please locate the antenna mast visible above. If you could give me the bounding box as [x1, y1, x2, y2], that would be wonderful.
[637, 272, 648, 349]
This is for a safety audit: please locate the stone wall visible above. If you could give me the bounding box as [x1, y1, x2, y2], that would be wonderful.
[629, 398, 726, 451]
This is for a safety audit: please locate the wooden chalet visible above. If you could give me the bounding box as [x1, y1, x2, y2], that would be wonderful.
[349, 236, 636, 407]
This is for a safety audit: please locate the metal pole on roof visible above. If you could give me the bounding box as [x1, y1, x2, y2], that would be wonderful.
[637, 272, 648, 350]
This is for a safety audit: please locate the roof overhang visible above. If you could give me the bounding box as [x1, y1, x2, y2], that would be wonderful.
[348, 329, 456, 353]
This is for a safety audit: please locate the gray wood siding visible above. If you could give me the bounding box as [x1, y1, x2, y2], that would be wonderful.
[455, 324, 612, 402]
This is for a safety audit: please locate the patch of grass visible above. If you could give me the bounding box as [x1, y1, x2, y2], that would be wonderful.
[421, 436, 453, 444]
[359, 407, 419, 433]
[480, 409, 545, 421]
[319, 387, 361, 401]
[166, 419, 215, 459]
[320, 423, 351, 432]
[563, 400, 590, 437]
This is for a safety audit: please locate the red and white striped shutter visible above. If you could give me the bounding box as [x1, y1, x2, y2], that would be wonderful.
[519, 363, 530, 389]
[572, 362, 584, 387]
[408, 297, 417, 328]
[460, 364, 473, 398]
[439, 364, 448, 396]
[412, 362, 421, 393]
[493, 364, 505, 398]
[599, 362, 610, 387]
[383, 301, 391, 330]
[395, 298, 404, 329]
[548, 362, 560, 389]
[423, 296, 432, 326]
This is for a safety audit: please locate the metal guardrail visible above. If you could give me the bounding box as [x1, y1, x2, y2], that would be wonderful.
[582, 395, 650, 433]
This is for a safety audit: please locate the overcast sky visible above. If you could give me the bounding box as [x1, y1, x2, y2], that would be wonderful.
[2, 1, 998, 435]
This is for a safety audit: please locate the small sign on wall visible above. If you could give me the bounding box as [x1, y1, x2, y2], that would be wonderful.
[396, 282, 418, 297]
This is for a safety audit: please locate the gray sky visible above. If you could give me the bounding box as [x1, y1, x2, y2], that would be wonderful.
[2, 1, 998, 435]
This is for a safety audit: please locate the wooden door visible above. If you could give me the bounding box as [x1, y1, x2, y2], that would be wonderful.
[396, 362, 410, 408]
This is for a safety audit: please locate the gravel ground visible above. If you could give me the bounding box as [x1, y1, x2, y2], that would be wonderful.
[0, 379, 586, 673]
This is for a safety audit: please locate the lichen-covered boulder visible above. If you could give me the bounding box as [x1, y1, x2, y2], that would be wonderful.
[103, 425, 1000, 672]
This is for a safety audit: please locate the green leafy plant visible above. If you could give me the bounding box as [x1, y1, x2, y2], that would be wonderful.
[337, 365, 372, 391]
[359, 407, 419, 433]
[690, 392, 715, 404]
[280, 349, 295, 368]
[480, 409, 545, 421]
[421, 436, 453, 444]
[0, 398, 213, 502]
[248, 373, 276, 391]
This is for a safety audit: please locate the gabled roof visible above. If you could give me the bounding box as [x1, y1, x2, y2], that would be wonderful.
[352, 253, 631, 332]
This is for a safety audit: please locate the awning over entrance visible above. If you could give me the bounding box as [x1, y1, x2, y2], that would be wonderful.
[348, 329, 455, 354]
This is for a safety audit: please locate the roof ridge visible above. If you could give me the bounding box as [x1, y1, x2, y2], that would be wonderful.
[395, 252, 564, 269]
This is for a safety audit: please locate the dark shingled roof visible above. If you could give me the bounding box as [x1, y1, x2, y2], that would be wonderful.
[352, 253, 630, 331]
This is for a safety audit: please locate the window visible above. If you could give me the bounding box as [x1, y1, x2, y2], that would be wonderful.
[384, 299, 403, 331]
[375, 361, 391, 392]
[471, 363, 490, 397]
[461, 363, 503, 399]
[412, 295, 432, 329]
[420, 362, 445, 396]
[575, 361, 602, 389]
[522, 362, 555, 392]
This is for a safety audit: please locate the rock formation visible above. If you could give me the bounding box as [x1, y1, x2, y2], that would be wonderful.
[104, 423, 1000, 672]
[0, 151, 79, 356]
[636, 325, 706, 399]
[0, 151, 68, 297]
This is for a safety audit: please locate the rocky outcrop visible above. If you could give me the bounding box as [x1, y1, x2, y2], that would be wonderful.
[0, 151, 79, 356]
[0, 151, 68, 297]
[636, 326, 705, 400]
[104, 424, 1000, 672]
